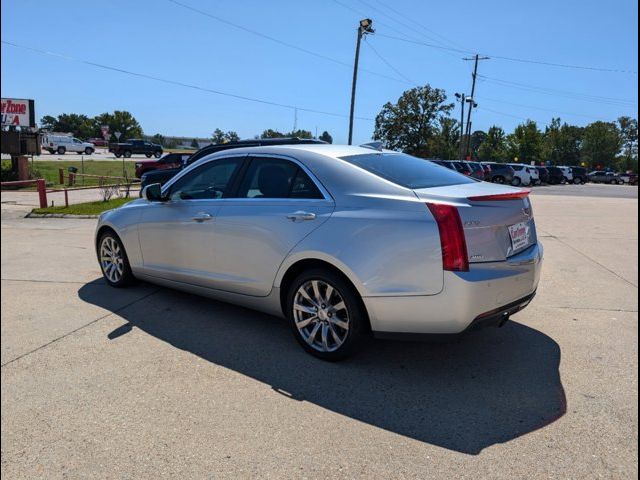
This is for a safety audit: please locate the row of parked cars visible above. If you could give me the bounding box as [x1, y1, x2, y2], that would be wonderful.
[430, 160, 637, 186]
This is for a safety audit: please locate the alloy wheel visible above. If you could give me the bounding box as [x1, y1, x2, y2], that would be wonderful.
[293, 280, 350, 353]
[100, 236, 124, 283]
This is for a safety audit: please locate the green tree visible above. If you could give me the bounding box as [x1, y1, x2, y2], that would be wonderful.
[541, 118, 584, 165]
[93, 111, 142, 141]
[506, 120, 543, 164]
[477, 126, 508, 161]
[40, 113, 94, 139]
[191, 138, 200, 148]
[617, 116, 638, 171]
[151, 133, 165, 146]
[289, 129, 313, 139]
[319, 131, 333, 144]
[261, 129, 285, 138]
[581, 121, 621, 169]
[211, 128, 240, 144]
[429, 117, 460, 159]
[373, 84, 454, 157]
[469, 130, 487, 159]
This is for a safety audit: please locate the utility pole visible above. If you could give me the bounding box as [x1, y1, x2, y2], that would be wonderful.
[293, 107, 298, 133]
[463, 54, 489, 159]
[348, 18, 374, 145]
[455, 93, 465, 159]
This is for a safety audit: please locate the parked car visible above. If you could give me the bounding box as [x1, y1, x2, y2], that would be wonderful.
[97, 144, 543, 360]
[545, 166, 565, 184]
[619, 172, 638, 185]
[41, 133, 95, 155]
[87, 137, 108, 147]
[528, 166, 540, 185]
[588, 171, 624, 184]
[466, 161, 486, 181]
[569, 166, 589, 184]
[534, 166, 550, 184]
[140, 137, 327, 190]
[481, 162, 515, 185]
[557, 166, 574, 184]
[507, 164, 534, 186]
[109, 139, 163, 158]
[135, 152, 192, 178]
[480, 163, 492, 178]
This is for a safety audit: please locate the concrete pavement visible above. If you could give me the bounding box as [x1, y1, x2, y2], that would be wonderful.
[1, 192, 637, 478]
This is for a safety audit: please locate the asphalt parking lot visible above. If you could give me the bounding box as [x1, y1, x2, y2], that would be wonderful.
[1, 187, 637, 478]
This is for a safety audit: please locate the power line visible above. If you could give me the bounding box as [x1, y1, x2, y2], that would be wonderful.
[166, 0, 410, 85]
[1, 40, 375, 121]
[363, 37, 416, 85]
[478, 75, 638, 106]
[370, 0, 468, 50]
[478, 96, 603, 120]
[377, 32, 638, 74]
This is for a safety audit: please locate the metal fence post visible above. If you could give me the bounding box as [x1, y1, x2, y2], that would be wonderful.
[36, 179, 47, 208]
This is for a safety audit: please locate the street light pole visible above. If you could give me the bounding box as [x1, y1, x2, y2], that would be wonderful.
[348, 19, 374, 145]
[455, 93, 465, 159]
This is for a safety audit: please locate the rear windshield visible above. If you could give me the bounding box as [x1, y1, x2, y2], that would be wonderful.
[339, 152, 475, 189]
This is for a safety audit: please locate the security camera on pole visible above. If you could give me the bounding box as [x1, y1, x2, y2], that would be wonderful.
[348, 18, 374, 145]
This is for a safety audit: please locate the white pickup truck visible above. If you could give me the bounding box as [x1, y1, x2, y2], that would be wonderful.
[42, 134, 95, 155]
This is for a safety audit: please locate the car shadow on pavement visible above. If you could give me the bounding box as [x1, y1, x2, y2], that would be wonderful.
[79, 279, 566, 456]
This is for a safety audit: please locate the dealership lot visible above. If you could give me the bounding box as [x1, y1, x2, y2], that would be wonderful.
[1, 190, 637, 478]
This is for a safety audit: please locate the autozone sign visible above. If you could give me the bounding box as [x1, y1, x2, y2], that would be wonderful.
[1, 98, 36, 127]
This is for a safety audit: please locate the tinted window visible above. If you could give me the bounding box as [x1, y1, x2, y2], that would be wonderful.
[235, 158, 323, 199]
[169, 157, 243, 200]
[340, 152, 474, 189]
[510, 164, 523, 171]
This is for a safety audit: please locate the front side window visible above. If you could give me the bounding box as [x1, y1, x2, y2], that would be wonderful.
[340, 152, 474, 189]
[168, 157, 243, 201]
[235, 158, 323, 199]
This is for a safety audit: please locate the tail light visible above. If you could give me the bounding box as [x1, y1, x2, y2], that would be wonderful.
[467, 189, 530, 201]
[426, 203, 469, 272]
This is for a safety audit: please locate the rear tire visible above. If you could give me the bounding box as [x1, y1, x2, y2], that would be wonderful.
[114, 153, 122, 158]
[57, 146, 66, 155]
[494, 176, 505, 184]
[286, 268, 366, 361]
[145, 153, 152, 158]
[98, 231, 134, 288]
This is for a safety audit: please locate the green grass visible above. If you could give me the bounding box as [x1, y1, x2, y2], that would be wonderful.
[31, 197, 132, 216]
[2, 159, 137, 189]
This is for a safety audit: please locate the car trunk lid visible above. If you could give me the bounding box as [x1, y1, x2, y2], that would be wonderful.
[414, 182, 537, 263]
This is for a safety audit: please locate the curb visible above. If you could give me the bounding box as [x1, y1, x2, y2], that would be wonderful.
[26, 212, 99, 219]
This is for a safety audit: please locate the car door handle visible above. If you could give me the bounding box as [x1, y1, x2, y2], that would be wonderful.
[192, 212, 213, 222]
[286, 211, 316, 222]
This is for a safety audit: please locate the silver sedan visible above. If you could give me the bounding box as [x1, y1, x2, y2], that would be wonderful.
[95, 145, 543, 360]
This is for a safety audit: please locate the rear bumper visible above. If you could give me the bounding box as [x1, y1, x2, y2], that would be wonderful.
[366, 242, 543, 336]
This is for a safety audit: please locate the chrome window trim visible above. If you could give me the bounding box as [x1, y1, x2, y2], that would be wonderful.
[161, 151, 333, 202]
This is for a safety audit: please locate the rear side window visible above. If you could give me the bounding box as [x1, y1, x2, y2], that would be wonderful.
[235, 158, 323, 199]
[340, 152, 474, 189]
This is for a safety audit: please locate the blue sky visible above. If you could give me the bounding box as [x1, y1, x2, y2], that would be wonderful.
[1, 0, 637, 144]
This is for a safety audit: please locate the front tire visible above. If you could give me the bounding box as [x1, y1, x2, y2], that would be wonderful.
[286, 268, 366, 361]
[123, 150, 132, 158]
[84, 147, 94, 155]
[154, 150, 162, 158]
[493, 176, 505, 184]
[98, 231, 134, 287]
[512, 177, 522, 186]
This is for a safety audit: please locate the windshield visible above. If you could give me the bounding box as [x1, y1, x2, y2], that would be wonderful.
[339, 152, 475, 189]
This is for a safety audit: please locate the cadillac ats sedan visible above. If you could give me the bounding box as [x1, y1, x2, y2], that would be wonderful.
[95, 145, 543, 360]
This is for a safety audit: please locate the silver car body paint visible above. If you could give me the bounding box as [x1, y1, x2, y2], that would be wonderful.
[96, 145, 542, 335]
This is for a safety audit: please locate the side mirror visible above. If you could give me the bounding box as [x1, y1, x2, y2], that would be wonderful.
[142, 183, 165, 202]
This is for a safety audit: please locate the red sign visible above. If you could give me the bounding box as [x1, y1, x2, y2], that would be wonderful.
[1, 98, 35, 127]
